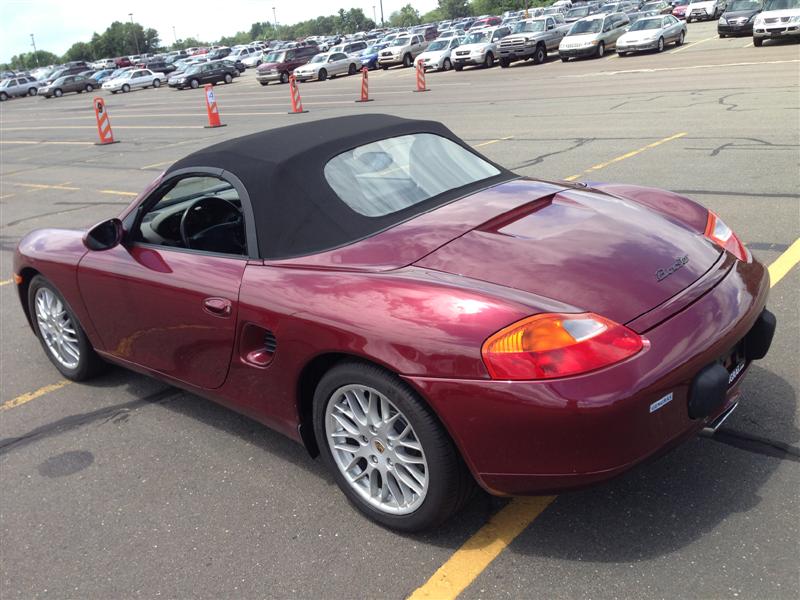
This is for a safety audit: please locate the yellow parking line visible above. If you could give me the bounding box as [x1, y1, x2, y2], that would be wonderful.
[768, 238, 800, 286]
[742, 41, 754, 48]
[0, 140, 95, 145]
[0, 125, 206, 131]
[0, 278, 13, 286]
[670, 35, 717, 54]
[407, 496, 555, 600]
[140, 160, 174, 170]
[10, 182, 80, 191]
[474, 136, 514, 148]
[565, 132, 687, 181]
[99, 189, 138, 197]
[0, 380, 71, 412]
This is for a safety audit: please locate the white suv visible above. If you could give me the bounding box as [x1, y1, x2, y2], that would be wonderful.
[378, 34, 428, 68]
[452, 26, 512, 70]
[753, 0, 800, 45]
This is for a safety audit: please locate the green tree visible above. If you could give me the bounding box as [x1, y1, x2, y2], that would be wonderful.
[6, 50, 60, 69]
[439, 0, 471, 18]
[63, 41, 94, 62]
[421, 8, 444, 21]
[388, 4, 422, 26]
[171, 37, 207, 51]
[470, 0, 525, 14]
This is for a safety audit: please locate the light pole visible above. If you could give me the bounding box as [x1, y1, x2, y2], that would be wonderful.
[172, 26, 178, 45]
[272, 6, 278, 31]
[372, 5, 376, 24]
[30, 33, 39, 66]
[379, 0, 384, 25]
[128, 13, 141, 55]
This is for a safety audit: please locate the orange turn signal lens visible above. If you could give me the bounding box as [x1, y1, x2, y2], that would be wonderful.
[704, 211, 748, 262]
[481, 313, 644, 380]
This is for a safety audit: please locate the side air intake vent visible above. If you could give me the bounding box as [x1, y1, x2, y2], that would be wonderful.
[264, 330, 277, 354]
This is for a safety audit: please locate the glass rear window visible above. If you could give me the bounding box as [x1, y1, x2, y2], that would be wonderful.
[324, 134, 501, 217]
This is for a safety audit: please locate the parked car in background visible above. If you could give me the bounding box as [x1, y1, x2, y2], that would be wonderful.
[229, 46, 258, 65]
[686, 0, 728, 21]
[617, 14, 687, 53]
[472, 16, 503, 28]
[208, 47, 232, 60]
[452, 26, 511, 70]
[43, 65, 86, 83]
[753, 0, 800, 45]
[559, 12, 630, 59]
[168, 61, 237, 89]
[566, 5, 593, 21]
[114, 57, 132, 67]
[330, 41, 369, 57]
[0, 76, 42, 100]
[293, 51, 362, 81]
[498, 17, 571, 66]
[672, 0, 692, 17]
[256, 46, 318, 85]
[718, 0, 762, 34]
[417, 37, 462, 71]
[102, 68, 165, 93]
[358, 42, 391, 69]
[40, 74, 94, 98]
[641, 0, 675, 12]
[89, 69, 115, 83]
[143, 60, 176, 75]
[378, 34, 429, 68]
[242, 51, 264, 68]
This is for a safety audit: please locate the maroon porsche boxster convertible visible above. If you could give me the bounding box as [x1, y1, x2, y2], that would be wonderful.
[13, 115, 775, 531]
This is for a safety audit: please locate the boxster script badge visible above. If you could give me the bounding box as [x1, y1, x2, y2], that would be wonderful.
[656, 255, 689, 282]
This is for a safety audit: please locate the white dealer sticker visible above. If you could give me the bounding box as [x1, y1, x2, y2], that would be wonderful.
[650, 392, 674, 414]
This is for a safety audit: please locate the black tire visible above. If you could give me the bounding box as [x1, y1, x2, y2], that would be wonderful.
[618, 51, 627, 57]
[110, 90, 117, 94]
[280, 71, 290, 84]
[122, 83, 130, 93]
[54, 88, 63, 97]
[0, 92, 7, 101]
[753, 37, 763, 46]
[533, 44, 546, 65]
[677, 31, 685, 45]
[454, 64, 463, 71]
[719, 33, 726, 38]
[312, 362, 475, 532]
[381, 64, 389, 70]
[499, 57, 510, 68]
[443, 58, 452, 71]
[85, 84, 94, 92]
[153, 78, 161, 87]
[348, 63, 357, 75]
[318, 68, 328, 81]
[686, 17, 692, 23]
[402, 53, 413, 68]
[260, 81, 270, 86]
[27, 275, 106, 381]
[28, 87, 38, 96]
[561, 55, 569, 62]
[190, 79, 200, 89]
[224, 73, 233, 84]
[484, 52, 494, 68]
[657, 37, 665, 52]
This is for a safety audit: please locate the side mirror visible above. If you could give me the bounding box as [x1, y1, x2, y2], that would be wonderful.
[83, 218, 124, 251]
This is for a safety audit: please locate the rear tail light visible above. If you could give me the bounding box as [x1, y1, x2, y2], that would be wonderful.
[704, 211, 748, 262]
[481, 313, 645, 380]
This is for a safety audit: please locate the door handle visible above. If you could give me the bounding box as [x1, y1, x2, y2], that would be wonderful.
[203, 297, 232, 317]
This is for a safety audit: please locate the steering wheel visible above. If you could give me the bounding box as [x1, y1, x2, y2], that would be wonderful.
[179, 196, 245, 254]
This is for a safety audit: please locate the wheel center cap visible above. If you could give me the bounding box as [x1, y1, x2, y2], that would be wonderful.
[373, 439, 386, 454]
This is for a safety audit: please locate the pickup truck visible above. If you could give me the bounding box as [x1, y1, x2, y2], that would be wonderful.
[497, 17, 571, 66]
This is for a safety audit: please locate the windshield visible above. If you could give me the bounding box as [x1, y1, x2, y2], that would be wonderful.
[330, 45, 343, 52]
[729, 0, 761, 8]
[310, 54, 327, 63]
[265, 52, 284, 62]
[599, 4, 619, 13]
[642, 2, 662, 8]
[393, 37, 411, 46]
[464, 31, 490, 43]
[324, 134, 501, 218]
[186, 65, 201, 74]
[673, 0, 690, 5]
[427, 40, 449, 51]
[629, 17, 663, 29]
[762, 0, 798, 7]
[569, 19, 604, 34]
[512, 20, 546, 33]
[567, 7, 591, 17]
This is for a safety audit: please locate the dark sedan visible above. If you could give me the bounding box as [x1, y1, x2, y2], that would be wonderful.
[13, 115, 775, 532]
[718, 0, 762, 35]
[167, 60, 237, 89]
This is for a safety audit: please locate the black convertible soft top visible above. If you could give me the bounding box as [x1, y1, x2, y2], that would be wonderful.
[167, 114, 514, 259]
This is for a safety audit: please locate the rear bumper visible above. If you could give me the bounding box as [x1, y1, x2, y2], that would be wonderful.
[404, 256, 772, 496]
[718, 22, 754, 35]
[559, 46, 599, 58]
[256, 72, 282, 82]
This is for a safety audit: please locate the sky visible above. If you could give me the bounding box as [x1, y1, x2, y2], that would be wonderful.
[1, 0, 439, 62]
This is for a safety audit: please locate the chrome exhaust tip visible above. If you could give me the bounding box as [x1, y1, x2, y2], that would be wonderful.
[699, 401, 739, 437]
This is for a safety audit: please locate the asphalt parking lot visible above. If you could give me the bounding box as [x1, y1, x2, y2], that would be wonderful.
[1, 19, 798, 599]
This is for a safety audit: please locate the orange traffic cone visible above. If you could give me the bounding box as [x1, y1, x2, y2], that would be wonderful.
[288, 74, 308, 114]
[413, 59, 429, 93]
[204, 84, 226, 128]
[93, 97, 119, 145]
[355, 67, 373, 103]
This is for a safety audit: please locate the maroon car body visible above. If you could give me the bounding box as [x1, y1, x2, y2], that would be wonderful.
[13, 115, 774, 528]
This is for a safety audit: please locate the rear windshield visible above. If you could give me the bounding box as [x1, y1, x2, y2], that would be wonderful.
[324, 134, 500, 217]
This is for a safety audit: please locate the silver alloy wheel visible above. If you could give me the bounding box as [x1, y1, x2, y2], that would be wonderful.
[34, 287, 80, 369]
[325, 384, 429, 515]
